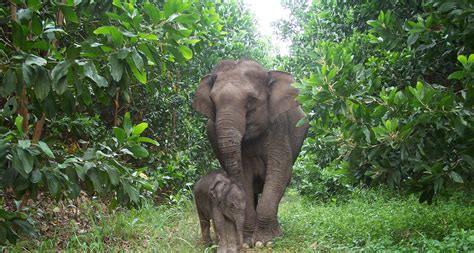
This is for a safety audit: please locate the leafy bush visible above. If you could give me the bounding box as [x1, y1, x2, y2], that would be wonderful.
[0, 113, 156, 206]
[0, 209, 36, 245]
[293, 152, 354, 202]
[281, 0, 474, 202]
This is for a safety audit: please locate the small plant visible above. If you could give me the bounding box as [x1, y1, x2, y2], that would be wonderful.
[0, 208, 37, 245]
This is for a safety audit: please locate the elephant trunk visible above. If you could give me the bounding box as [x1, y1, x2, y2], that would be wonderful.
[235, 213, 245, 246]
[215, 109, 245, 181]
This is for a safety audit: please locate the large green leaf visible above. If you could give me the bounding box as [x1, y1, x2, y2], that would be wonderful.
[45, 173, 59, 195]
[31, 14, 42, 35]
[30, 170, 42, 183]
[58, 5, 79, 23]
[143, 2, 163, 23]
[27, 0, 41, 11]
[15, 115, 24, 136]
[113, 127, 127, 142]
[11, 22, 26, 50]
[163, 0, 176, 18]
[457, 55, 468, 68]
[25, 55, 47, 66]
[87, 169, 103, 194]
[178, 46, 193, 60]
[174, 13, 199, 24]
[22, 63, 35, 87]
[55, 77, 68, 95]
[105, 165, 120, 186]
[136, 137, 159, 146]
[12, 148, 34, 178]
[11, 219, 37, 238]
[123, 181, 139, 203]
[108, 53, 124, 82]
[1, 69, 17, 96]
[51, 61, 71, 95]
[93, 26, 124, 46]
[83, 62, 108, 87]
[138, 33, 159, 41]
[450, 171, 464, 183]
[37, 141, 55, 158]
[447, 71, 465, 80]
[129, 145, 149, 158]
[123, 112, 132, 135]
[126, 57, 146, 84]
[132, 122, 148, 136]
[3, 97, 18, 116]
[33, 66, 51, 101]
[131, 49, 144, 70]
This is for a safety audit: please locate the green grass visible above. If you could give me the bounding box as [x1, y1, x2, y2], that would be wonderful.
[7, 188, 474, 252]
[276, 189, 474, 252]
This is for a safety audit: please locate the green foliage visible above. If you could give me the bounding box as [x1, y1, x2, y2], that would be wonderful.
[293, 153, 354, 202]
[281, 0, 474, 202]
[0, 209, 36, 245]
[0, 114, 157, 207]
[47, 115, 107, 143]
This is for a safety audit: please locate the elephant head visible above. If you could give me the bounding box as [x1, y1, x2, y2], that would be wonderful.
[193, 60, 300, 180]
[209, 174, 246, 247]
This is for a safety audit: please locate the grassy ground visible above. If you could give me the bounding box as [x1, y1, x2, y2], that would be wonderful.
[7, 188, 474, 252]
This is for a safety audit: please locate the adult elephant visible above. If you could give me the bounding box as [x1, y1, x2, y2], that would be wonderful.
[193, 60, 308, 247]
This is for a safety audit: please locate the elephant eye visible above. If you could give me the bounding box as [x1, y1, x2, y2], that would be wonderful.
[246, 97, 257, 111]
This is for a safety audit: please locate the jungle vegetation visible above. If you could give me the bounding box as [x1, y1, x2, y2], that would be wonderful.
[0, 0, 473, 251]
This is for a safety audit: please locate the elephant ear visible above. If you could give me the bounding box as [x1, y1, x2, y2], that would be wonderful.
[193, 74, 215, 121]
[267, 71, 299, 123]
[209, 173, 230, 205]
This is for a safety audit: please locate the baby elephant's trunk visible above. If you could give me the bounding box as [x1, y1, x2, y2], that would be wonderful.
[235, 207, 245, 248]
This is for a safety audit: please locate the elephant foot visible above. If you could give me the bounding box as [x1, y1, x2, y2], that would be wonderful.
[255, 241, 264, 248]
[252, 222, 282, 245]
[216, 244, 239, 253]
[227, 244, 239, 253]
[243, 231, 253, 248]
[255, 240, 273, 248]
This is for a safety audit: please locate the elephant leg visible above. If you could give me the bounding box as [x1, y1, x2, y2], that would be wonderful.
[241, 156, 264, 246]
[242, 167, 256, 245]
[253, 144, 292, 244]
[198, 210, 212, 246]
[212, 207, 228, 253]
[224, 218, 239, 253]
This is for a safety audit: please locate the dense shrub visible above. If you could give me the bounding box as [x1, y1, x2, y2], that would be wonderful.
[280, 0, 474, 202]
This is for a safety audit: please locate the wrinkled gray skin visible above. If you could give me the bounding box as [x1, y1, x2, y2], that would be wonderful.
[194, 169, 246, 253]
[193, 60, 309, 246]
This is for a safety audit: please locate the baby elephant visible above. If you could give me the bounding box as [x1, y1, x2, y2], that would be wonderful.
[194, 169, 246, 253]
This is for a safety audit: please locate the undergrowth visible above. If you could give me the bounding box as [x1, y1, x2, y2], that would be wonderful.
[5, 188, 474, 252]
